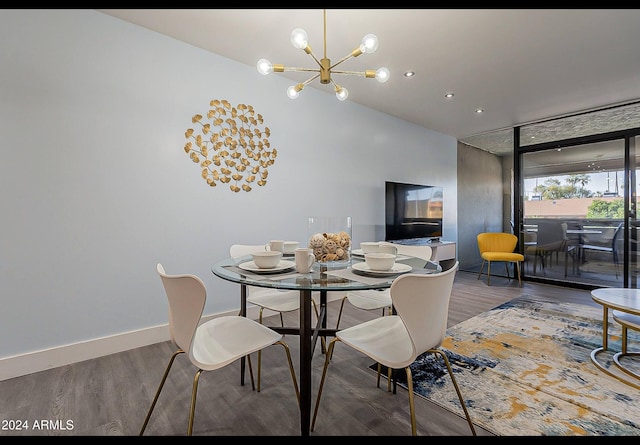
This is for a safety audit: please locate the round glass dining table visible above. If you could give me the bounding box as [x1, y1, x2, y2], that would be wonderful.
[212, 253, 439, 436]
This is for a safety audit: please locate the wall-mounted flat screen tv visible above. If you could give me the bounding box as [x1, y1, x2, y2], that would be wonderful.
[385, 181, 443, 241]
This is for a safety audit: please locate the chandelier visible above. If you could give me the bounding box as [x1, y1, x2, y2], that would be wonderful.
[256, 9, 389, 101]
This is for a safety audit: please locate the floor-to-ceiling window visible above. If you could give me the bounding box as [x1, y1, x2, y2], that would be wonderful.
[514, 103, 640, 289]
[520, 140, 626, 287]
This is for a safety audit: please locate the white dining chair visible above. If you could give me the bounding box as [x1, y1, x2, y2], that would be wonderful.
[230, 244, 322, 392]
[334, 243, 435, 388]
[311, 262, 476, 436]
[334, 243, 433, 330]
[140, 264, 299, 436]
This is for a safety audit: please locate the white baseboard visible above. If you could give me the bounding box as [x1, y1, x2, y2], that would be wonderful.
[0, 292, 345, 382]
[0, 323, 171, 382]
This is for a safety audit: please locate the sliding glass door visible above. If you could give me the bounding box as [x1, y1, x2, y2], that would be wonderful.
[511, 101, 640, 289]
[520, 140, 627, 287]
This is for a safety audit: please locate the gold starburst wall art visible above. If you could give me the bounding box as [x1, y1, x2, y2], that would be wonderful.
[183, 99, 277, 192]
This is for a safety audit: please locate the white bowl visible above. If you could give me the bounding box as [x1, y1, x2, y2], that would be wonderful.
[283, 241, 300, 254]
[251, 250, 283, 268]
[364, 252, 396, 271]
[360, 241, 381, 254]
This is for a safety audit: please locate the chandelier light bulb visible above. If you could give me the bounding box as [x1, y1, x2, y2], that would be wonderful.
[256, 59, 273, 75]
[287, 85, 301, 99]
[375, 67, 390, 83]
[290, 28, 309, 50]
[360, 34, 379, 54]
[335, 86, 349, 101]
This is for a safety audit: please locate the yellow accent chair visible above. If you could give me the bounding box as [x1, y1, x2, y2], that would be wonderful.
[477, 232, 524, 286]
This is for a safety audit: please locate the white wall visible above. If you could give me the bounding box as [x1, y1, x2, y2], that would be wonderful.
[0, 10, 457, 378]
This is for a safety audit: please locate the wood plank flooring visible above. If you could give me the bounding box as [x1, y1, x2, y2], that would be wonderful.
[0, 271, 596, 436]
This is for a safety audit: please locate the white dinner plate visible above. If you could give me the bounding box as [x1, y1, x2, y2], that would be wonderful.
[352, 249, 365, 257]
[238, 260, 296, 274]
[351, 262, 412, 276]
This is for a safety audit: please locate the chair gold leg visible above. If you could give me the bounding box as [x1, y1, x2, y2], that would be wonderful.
[187, 369, 203, 436]
[374, 362, 393, 391]
[139, 349, 184, 435]
[516, 261, 522, 287]
[404, 367, 417, 436]
[256, 308, 266, 392]
[311, 338, 339, 432]
[276, 340, 300, 405]
[432, 349, 476, 436]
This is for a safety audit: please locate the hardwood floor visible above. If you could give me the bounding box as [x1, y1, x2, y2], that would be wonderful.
[0, 271, 596, 436]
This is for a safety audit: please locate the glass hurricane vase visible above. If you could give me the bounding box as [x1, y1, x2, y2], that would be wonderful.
[307, 216, 352, 269]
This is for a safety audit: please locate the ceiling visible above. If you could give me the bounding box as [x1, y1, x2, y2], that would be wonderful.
[98, 9, 640, 155]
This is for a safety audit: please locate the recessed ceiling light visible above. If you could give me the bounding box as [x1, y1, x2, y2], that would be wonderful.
[403, 71, 415, 78]
[475, 108, 484, 114]
[445, 92, 454, 99]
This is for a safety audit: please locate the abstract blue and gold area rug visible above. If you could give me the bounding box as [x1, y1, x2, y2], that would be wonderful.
[387, 295, 640, 436]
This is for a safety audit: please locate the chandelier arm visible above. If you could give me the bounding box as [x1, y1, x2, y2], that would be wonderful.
[301, 73, 321, 86]
[331, 69, 375, 77]
[281, 67, 321, 74]
[306, 51, 323, 69]
[329, 53, 355, 71]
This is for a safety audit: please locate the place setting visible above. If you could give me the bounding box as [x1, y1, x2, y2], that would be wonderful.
[351, 252, 412, 277]
[237, 250, 295, 275]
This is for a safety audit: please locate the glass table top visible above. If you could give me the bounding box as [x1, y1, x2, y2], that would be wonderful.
[212, 254, 441, 292]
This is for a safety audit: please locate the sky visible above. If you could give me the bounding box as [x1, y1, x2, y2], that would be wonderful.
[524, 171, 630, 199]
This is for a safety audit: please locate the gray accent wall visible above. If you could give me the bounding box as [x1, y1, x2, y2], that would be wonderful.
[457, 142, 505, 271]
